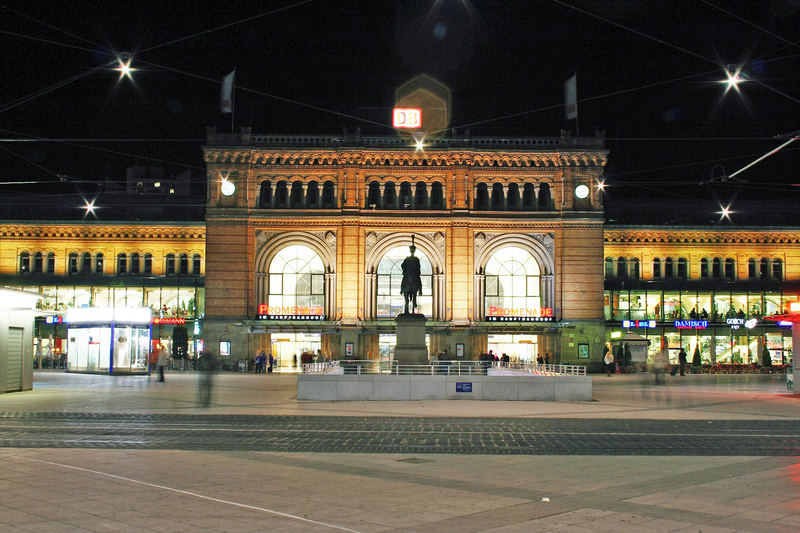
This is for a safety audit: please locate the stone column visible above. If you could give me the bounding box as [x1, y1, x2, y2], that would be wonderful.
[324, 272, 336, 319]
[542, 274, 554, 309]
[474, 273, 485, 321]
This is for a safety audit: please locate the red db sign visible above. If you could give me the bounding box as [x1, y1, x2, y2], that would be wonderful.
[393, 108, 422, 129]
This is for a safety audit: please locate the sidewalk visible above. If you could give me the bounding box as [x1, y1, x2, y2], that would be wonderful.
[1, 370, 796, 420]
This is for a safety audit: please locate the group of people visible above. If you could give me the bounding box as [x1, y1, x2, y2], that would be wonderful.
[536, 353, 551, 366]
[254, 351, 275, 373]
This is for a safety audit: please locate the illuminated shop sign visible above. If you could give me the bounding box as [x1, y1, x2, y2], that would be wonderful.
[392, 107, 422, 129]
[152, 318, 186, 325]
[257, 304, 325, 321]
[726, 318, 758, 330]
[486, 307, 554, 322]
[66, 307, 152, 325]
[45, 315, 64, 324]
[778, 321, 792, 327]
[674, 320, 708, 329]
[622, 320, 656, 328]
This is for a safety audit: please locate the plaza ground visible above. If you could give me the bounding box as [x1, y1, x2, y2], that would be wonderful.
[0, 371, 798, 532]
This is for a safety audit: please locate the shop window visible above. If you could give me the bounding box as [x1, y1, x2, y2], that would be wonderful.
[376, 246, 433, 317]
[724, 259, 735, 280]
[748, 258, 756, 279]
[46, 253, 55, 274]
[630, 258, 640, 280]
[82, 252, 91, 273]
[117, 253, 127, 274]
[179, 254, 189, 275]
[130, 253, 140, 274]
[430, 182, 444, 209]
[68, 253, 78, 274]
[652, 258, 661, 279]
[760, 258, 769, 279]
[192, 254, 201, 275]
[165, 254, 175, 275]
[483, 246, 541, 320]
[33, 252, 43, 273]
[664, 258, 674, 279]
[19, 252, 30, 273]
[712, 258, 721, 278]
[95, 253, 104, 275]
[772, 259, 782, 280]
[616, 257, 627, 278]
[268, 245, 325, 315]
[677, 258, 687, 279]
[259, 180, 273, 208]
[701, 258, 709, 279]
[144, 253, 153, 275]
[604, 257, 614, 278]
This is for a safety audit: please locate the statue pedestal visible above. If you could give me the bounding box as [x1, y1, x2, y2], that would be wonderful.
[394, 313, 429, 365]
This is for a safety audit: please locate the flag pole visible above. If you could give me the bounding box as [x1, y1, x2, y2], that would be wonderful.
[231, 68, 236, 133]
[573, 71, 579, 137]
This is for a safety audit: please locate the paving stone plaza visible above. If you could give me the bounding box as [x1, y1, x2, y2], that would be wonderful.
[1, 371, 799, 532]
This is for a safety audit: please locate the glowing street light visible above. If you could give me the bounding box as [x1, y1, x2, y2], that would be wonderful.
[718, 203, 732, 221]
[596, 180, 606, 191]
[412, 132, 426, 153]
[83, 198, 97, 217]
[721, 64, 745, 95]
[115, 52, 135, 80]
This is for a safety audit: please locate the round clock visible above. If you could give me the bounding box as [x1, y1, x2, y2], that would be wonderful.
[220, 180, 236, 196]
[574, 184, 590, 199]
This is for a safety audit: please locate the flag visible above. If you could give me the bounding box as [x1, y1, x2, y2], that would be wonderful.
[564, 73, 577, 120]
[220, 69, 235, 113]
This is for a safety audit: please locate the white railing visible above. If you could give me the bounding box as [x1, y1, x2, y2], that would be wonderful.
[302, 360, 586, 376]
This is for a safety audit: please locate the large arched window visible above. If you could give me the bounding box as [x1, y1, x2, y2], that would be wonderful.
[268, 245, 325, 314]
[376, 247, 432, 317]
[484, 246, 541, 319]
[19, 252, 30, 274]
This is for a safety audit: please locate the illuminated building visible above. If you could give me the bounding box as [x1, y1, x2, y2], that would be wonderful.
[604, 226, 800, 366]
[201, 123, 608, 366]
[0, 221, 205, 372]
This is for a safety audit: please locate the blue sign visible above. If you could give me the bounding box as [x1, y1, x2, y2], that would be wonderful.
[674, 320, 708, 329]
[455, 382, 472, 393]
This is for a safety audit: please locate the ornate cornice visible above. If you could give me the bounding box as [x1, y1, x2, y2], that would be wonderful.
[474, 231, 554, 256]
[204, 149, 607, 168]
[0, 222, 204, 240]
[605, 229, 800, 245]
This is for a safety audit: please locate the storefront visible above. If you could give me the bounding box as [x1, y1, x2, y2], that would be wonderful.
[606, 288, 796, 365]
[66, 307, 152, 374]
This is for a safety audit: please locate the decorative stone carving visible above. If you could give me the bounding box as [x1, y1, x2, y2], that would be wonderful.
[474, 232, 554, 256]
[324, 230, 337, 250]
[474, 232, 486, 251]
[434, 232, 445, 253]
[365, 232, 377, 251]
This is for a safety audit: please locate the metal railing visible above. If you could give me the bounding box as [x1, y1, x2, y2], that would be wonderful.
[302, 360, 586, 376]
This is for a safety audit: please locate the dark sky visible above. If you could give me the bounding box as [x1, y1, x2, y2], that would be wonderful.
[2, 0, 800, 223]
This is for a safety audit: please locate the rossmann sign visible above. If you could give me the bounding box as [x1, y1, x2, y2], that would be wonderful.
[257, 304, 324, 320]
[486, 306, 554, 322]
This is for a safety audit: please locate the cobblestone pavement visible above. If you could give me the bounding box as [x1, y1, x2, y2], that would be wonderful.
[1, 413, 799, 455]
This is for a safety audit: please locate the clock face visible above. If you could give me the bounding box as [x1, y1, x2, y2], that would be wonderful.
[574, 184, 590, 199]
[220, 180, 235, 196]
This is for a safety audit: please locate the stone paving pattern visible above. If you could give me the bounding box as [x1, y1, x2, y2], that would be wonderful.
[0, 371, 797, 532]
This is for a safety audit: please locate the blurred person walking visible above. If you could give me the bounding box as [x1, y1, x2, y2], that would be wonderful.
[197, 350, 217, 407]
[604, 347, 614, 377]
[678, 347, 688, 376]
[156, 344, 168, 382]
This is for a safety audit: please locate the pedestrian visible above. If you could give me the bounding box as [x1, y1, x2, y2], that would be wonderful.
[157, 344, 168, 382]
[544, 353, 550, 365]
[604, 348, 614, 377]
[197, 350, 217, 408]
[678, 347, 688, 376]
[268, 353, 274, 373]
[654, 346, 667, 385]
[537, 354, 544, 365]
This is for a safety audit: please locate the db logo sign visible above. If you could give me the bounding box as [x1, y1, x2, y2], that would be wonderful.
[392, 108, 422, 129]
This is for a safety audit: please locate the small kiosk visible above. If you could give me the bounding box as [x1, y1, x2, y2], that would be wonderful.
[612, 331, 651, 372]
[66, 307, 152, 374]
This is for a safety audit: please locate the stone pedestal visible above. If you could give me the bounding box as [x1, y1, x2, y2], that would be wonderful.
[395, 313, 428, 365]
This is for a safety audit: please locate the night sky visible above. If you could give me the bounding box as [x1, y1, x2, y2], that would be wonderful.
[2, 0, 800, 223]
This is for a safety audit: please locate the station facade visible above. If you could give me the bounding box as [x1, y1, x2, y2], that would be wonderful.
[201, 128, 608, 367]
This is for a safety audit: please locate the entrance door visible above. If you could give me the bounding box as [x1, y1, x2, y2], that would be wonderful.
[5, 327, 24, 392]
[270, 333, 321, 371]
[487, 334, 538, 363]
